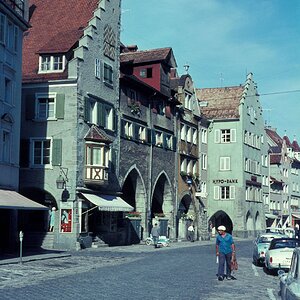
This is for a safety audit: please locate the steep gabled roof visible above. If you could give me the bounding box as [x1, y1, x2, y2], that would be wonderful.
[283, 135, 292, 147]
[195, 86, 244, 119]
[120, 47, 177, 68]
[84, 125, 113, 143]
[265, 128, 283, 147]
[292, 140, 300, 152]
[23, 0, 99, 82]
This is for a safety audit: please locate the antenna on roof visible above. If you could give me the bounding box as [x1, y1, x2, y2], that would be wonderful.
[184, 63, 190, 74]
[219, 72, 224, 87]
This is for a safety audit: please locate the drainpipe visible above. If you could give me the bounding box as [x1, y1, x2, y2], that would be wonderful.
[147, 101, 153, 237]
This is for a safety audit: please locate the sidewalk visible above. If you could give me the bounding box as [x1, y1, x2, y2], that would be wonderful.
[0, 249, 71, 266]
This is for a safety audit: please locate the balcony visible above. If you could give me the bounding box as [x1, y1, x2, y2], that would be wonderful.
[3, 0, 25, 18]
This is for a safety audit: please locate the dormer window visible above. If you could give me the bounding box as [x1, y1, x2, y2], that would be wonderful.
[39, 55, 66, 73]
[140, 68, 152, 78]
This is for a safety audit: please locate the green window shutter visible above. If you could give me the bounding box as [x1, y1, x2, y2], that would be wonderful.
[120, 119, 125, 137]
[147, 128, 152, 144]
[151, 130, 156, 145]
[20, 139, 30, 167]
[25, 94, 35, 120]
[56, 94, 65, 119]
[52, 139, 62, 166]
[98, 102, 105, 127]
[84, 97, 90, 122]
[172, 136, 177, 151]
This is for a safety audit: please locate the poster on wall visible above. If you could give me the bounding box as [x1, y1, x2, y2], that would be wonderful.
[60, 208, 72, 233]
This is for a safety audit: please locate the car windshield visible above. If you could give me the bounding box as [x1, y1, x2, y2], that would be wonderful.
[270, 240, 300, 250]
[258, 236, 273, 243]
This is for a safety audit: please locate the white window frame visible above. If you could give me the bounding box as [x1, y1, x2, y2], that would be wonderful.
[103, 62, 113, 86]
[95, 58, 101, 79]
[4, 77, 13, 104]
[105, 106, 114, 130]
[124, 121, 133, 137]
[220, 156, 230, 171]
[214, 186, 235, 200]
[215, 129, 236, 143]
[201, 128, 207, 143]
[35, 93, 56, 120]
[202, 153, 207, 170]
[31, 138, 52, 167]
[180, 124, 186, 141]
[39, 55, 66, 73]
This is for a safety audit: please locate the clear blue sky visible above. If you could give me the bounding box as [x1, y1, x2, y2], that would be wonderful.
[120, 0, 300, 140]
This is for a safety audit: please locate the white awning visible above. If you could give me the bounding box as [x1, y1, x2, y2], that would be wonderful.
[0, 190, 48, 210]
[265, 213, 278, 220]
[81, 193, 133, 212]
[292, 213, 300, 220]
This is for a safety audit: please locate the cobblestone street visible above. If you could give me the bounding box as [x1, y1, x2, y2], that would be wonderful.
[0, 239, 281, 299]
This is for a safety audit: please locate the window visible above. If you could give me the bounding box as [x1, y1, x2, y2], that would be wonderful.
[140, 68, 152, 78]
[165, 134, 173, 149]
[184, 93, 192, 110]
[39, 55, 65, 73]
[36, 96, 55, 119]
[180, 124, 186, 141]
[201, 129, 207, 143]
[0, 13, 5, 44]
[95, 59, 101, 79]
[4, 77, 13, 104]
[214, 186, 235, 200]
[155, 131, 163, 146]
[104, 62, 113, 86]
[192, 128, 197, 145]
[202, 154, 207, 170]
[105, 106, 113, 130]
[2, 131, 10, 163]
[214, 129, 236, 143]
[220, 157, 230, 171]
[6, 21, 14, 50]
[124, 121, 133, 137]
[138, 126, 146, 141]
[186, 126, 192, 143]
[32, 139, 51, 166]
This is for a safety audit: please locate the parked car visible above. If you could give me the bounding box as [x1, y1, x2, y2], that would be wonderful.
[253, 232, 288, 266]
[278, 247, 300, 300]
[284, 227, 296, 238]
[266, 227, 285, 234]
[265, 238, 300, 273]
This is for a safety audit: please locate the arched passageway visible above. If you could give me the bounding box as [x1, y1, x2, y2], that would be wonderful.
[176, 194, 194, 239]
[209, 210, 233, 235]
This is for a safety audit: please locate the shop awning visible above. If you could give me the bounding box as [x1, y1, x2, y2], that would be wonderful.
[81, 193, 133, 212]
[265, 213, 278, 220]
[292, 213, 300, 220]
[0, 190, 48, 210]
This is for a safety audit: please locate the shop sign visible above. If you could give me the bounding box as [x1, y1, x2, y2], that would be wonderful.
[212, 179, 238, 184]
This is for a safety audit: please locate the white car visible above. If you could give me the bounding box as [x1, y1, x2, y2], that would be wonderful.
[279, 247, 300, 300]
[252, 232, 288, 266]
[265, 238, 300, 273]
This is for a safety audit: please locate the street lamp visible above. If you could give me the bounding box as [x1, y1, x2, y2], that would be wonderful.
[56, 166, 69, 189]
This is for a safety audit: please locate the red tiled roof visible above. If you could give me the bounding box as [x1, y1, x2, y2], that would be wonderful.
[195, 86, 244, 119]
[84, 125, 113, 143]
[292, 140, 300, 152]
[283, 135, 292, 147]
[22, 0, 99, 82]
[120, 48, 175, 65]
[265, 128, 283, 146]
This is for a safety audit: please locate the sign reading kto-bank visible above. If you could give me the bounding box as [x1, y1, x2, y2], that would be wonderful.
[213, 179, 238, 184]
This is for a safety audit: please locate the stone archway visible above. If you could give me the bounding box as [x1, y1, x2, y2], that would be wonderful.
[122, 167, 147, 240]
[246, 211, 254, 234]
[209, 210, 233, 235]
[151, 172, 173, 237]
[176, 194, 193, 239]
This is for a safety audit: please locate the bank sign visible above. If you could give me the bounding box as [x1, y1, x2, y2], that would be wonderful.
[212, 179, 238, 184]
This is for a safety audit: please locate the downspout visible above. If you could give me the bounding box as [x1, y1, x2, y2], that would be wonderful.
[147, 100, 153, 237]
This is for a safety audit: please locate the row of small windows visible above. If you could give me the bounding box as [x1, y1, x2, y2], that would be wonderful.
[244, 131, 263, 149]
[246, 186, 262, 202]
[180, 124, 207, 144]
[180, 158, 198, 176]
[121, 119, 176, 151]
[0, 13, 18, 52]
[214, 186, 235, 200]
[245, 158, 260, 174]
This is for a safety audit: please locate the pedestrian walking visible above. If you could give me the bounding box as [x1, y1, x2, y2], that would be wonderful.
[215, 225, 236, 281]
[49, 207, 56, 232]
[151, 223, 160, 248]
[187, 223, 195, 242]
